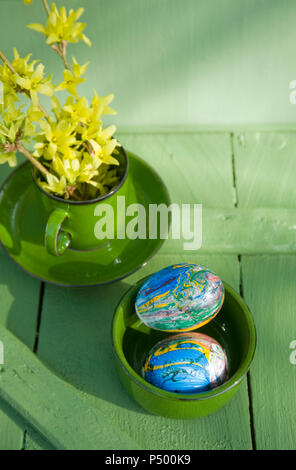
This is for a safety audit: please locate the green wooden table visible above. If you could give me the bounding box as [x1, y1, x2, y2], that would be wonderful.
[0, 129, 295, 450]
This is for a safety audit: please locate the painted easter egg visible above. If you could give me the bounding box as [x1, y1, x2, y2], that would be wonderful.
[143, 333, 228, 393]
[135, 264, 224, 332]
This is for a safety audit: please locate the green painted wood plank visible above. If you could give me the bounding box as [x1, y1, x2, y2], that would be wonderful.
[0, 401, 23, 451]
[37, 254, 252, 450]
[0, 178, 41, 449]
[0, 256, 40, 451]
[233, 132, 296, 208]
[0, 163, 50, 450]
[160, 208, 296, 255]
[241, 255, 296, 450]
[0, 248, 41, 349]
[0, 164, 41, 347]
[118, 133, 235, 207]
[0, 323, 140, 450]
[0, 397, 53, 450]
[23, 430, 55, 451]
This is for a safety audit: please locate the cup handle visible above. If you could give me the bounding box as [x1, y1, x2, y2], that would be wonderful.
[45, 209, 72, 256]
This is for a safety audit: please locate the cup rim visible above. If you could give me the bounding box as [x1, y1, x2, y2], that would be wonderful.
[32, 145, 129, 206]
[112, 279, 257, 402]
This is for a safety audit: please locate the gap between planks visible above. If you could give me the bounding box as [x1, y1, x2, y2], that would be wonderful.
[231, 126, 257, 451]
[230, 132, 239, 208]
[230, 132, 257, 450]
[231, 132, 257, 449]
[21, 282, 47, 448]
[33, 282, 45, 354]
[238, 254, 257, 450]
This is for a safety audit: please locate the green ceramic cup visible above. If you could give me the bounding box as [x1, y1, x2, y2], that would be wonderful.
[112, 278, 257, 419]
[33, 147, 130, 256]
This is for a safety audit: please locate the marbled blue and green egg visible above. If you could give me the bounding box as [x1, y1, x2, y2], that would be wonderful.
[135, 264, 224, 332]
[143, 333, 228, 393]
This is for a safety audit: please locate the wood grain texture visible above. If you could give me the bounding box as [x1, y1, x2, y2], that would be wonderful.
[0, 215, 41, 449]
[0, 161, 40, 348]
[241, 255, 296, 450]
[233, 132, 296, 208]
[118, 133, 235, 207]
[0, 397, 53, 450]
[23, 430, 55, 451]
[0, 324, 139, 450]
[234, 131, 296, 449]
[0, 164, 27, 450]
[36, 254, 252, 450]
[0, 248, 41, 349]
[0, 163, 46, 449]
[159, 208, 296, 255]
[0, 401, 23, 451]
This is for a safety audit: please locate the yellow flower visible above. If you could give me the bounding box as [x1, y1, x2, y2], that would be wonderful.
[15, 63, 54, 106]
[0, 3, 122, 201]
[39, 174, 67, 196]
[0, 105, 24, 142]
[53, 156, 81, 185]
[79, 157, 101, 187]
[56, 59, 88, 98]
[0, 150, 17, 167]
[1, 50, 54, 107]
[101, 139, 120, 166]
[34, 119, 77, 160]
[52, 153, 99, 188]
[27, 4, 91, 47]
[62, 96, 91, 125]
[11, 49, 38, 77]
[91, 91, 117, 121]
[0, 105, 23, 167]
[85, 140, 103, 169]
[72, 57, 89, 77]
[51, 96, 62, 120]
[77, 122, 101, 142]
[27, 104, 44, 122]
[86, 133, 119, 167]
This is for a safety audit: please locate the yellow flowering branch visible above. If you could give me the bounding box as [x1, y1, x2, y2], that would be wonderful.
[0, 49, 52, 177]
[0, 2, 119, 201]
[0, 49, 13, 71]
[16, 142, 51, 178]
[41, 0, 71, 70]
[51, 42, 71, 71]
[0, 49, 51, 121]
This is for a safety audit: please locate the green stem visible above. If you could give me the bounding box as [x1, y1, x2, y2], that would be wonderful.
[58, 43, 71, 71]
[0, 49, 17, 74]
[17, 143, 51, 178]
[38, 102, 51, 121]
[42, 0, 50, 16]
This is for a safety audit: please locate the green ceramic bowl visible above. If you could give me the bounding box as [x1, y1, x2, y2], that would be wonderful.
[112, 278, 256, 419]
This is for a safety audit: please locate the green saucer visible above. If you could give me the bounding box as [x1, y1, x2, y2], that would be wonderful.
[0, 152, 170, 287]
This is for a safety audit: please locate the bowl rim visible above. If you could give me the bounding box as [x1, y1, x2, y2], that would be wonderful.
[112, 278, 257, 401]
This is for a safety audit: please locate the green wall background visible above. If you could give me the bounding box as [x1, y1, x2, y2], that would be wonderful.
[1, 0, 296, 127]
